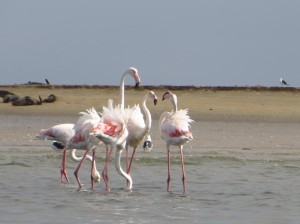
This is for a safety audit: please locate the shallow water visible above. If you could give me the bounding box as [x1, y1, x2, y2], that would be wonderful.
[1, 115, 300, 224]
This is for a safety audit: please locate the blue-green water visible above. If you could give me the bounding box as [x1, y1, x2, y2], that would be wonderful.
[1, 115, 300, 224]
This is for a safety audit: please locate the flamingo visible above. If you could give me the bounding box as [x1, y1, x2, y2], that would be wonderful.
[124, 91, 158, 175]
[92, 67, 141, 191]
[159, 91, 194, 193]
[92, 99, 131, 190]
[56, 67, 138, 190]
[63, 108, 106, 190]
[36, 124, 101, 184]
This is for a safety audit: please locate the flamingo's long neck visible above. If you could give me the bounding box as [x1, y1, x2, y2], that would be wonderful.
[115, 148, 132, 190]
[70, 149, 97, 168]
[172, 96, 178, 112]
[119, 72, 128, 110]
[141, 96, 152, 135]
[70, 148, 98, 173]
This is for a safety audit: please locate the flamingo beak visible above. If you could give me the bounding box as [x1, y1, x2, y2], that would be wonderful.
[154, 99, 157, 105]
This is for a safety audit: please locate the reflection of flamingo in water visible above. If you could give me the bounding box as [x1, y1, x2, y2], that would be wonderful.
[36, 123, 101, 184]
[159, 91, 194, 194]
[124, 91, 158, 176]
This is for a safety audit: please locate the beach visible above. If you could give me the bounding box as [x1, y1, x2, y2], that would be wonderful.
[1, 85, 300, 223]
[1, 85, 300, 122]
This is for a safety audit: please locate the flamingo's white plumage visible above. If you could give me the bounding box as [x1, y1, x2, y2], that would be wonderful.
[124, 91, 157, 175]
[36, 123, 101, 184]
[92, 67, 141, 191]
[65, 108, 103, 190]
[92, 99, 131, 190]
[159, 91, 193, 193]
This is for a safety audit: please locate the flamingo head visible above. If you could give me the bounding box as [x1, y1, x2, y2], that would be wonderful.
[162, 91, 173, 101]
[148, 91, 158, 105]
[128, 67, 140, 88]
[162, 91, 178, 110]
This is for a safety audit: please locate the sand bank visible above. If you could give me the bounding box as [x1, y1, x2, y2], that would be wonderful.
[0, 85, 300, 122]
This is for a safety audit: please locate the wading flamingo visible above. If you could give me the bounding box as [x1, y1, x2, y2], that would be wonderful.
[159, 91, 193, 194]
[36, 124, 101, 183]
[95, 67, 141, 191]
[58, 112, 102, 190]
[92, 99, 131, 190]
[120, 67, 152, 163]
[124, 91, 158, 175]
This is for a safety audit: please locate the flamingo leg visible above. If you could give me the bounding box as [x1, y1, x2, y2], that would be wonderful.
[125, 145, 129, 172]
[167, 148, 171, 192]
[74, 149, 90, 190]
[102, 145, 113, 192]
[127, 147, 137, 174]
[90, 149, 96, 190]
[179, 146, 186, 194]
[60, 148, 69, 183]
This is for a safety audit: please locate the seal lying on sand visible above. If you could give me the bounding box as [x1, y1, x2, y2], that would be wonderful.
[3, 94, 20, 103]
[12, 96, 42, 106]
[0, 90, 13, 98]
[0, 90, 20, 103]
[42, 94, 57, 103]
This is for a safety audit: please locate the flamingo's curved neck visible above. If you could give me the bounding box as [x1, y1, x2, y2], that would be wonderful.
[70, 149, 97, 169]
[141, 96, 152, 135]
[172, 97, 178, 112]
[115, 149, 132, 190]
[119, 72, 128, 110]
[70, 149, 81, 161]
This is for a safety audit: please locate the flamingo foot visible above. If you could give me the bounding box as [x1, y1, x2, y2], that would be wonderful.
[167, 178, 171, 192]
[60, 169, 69, 183]
[102, 172, 110, 192]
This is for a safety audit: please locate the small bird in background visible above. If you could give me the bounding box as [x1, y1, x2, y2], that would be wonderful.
[279, 77, 289, 86]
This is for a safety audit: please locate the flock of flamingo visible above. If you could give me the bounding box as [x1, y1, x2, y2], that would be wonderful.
[36, 67, 193, 193]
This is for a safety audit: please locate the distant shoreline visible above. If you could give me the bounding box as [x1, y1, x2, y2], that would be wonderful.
[1, 84, 300, 122]
[0, 84, 299, 92]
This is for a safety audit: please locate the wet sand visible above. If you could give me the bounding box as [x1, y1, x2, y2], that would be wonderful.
[1, 85, 300, 122]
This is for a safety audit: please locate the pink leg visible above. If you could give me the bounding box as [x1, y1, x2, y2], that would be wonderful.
[74, 149, 90, 190]
[90, 149, 96, 190]
[179, 146, 186, 194]
[126, 146, 129, 172]
[60, 148, 69, 183]
[167, 148, 171, 192]
[127, 147, 137, 174]
[102, 146, 113, 192]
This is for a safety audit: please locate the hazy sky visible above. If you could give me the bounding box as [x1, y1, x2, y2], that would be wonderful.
[1, 1, 300, 86]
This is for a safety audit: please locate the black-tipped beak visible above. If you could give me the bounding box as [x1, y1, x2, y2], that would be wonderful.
[154, 99, 157, 105]
[135, 82, 140, 88]
[162, 97, 165, 101]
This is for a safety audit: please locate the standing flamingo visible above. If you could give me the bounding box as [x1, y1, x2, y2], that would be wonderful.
[124, 91, 158, 175]
[57, 67, 140, 189]
[36, 123, 101, 183]
[159, 91, 194, 193]
[58, 111, 102, 190]
[94, 67, 141, 191]
[92, 99, 131, 190]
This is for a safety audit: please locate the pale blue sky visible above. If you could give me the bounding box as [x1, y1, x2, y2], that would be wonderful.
[1, 0, 300, 86]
